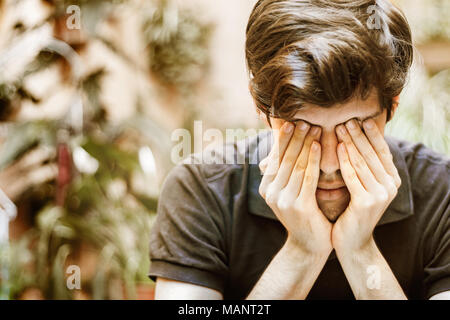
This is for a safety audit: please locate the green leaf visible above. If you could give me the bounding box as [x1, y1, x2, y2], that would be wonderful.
[0, 121, 57, 170]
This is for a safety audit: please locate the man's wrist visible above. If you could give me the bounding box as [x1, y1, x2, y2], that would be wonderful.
[335, 236, 378, 261]
[334, 236, 407, 299]
[284, 236, 331, 262]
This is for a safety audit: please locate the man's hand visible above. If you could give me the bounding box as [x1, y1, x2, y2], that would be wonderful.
[332, 118, 401, 253]
[256, 117, 406, 299]
[331, 118, 406, 299]
[259, 121, 332, 257]
[247, 121, 332, 299]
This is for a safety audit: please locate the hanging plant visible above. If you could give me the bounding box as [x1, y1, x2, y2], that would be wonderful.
[142, 0, 214, 92]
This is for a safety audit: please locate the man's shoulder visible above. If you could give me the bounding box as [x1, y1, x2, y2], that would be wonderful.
[388, 137, 449, 173]
[178, 130, 271, 182]
[389, 137, 449, 167]
[387, 136, 449, 197]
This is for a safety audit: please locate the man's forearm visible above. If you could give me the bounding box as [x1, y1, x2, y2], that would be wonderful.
[335, 238, 407, 300]
[246, 238, 331, 300]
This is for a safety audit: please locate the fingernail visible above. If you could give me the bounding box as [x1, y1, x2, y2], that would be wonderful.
[364, 119, 375, 129]
[311, 126, 321, 136]
[299, 121, 309, 131]
[284, 122, 294, 133]
[346, 119, 357, 130]
[310, 141, 317, 151]
[337, 125, 346, 136]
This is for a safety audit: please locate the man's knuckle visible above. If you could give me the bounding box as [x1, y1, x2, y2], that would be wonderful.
[265, 186, 279, 205]
[376, 189, 388, 202]
[266, 197, 277, 207]
[391, 186, 398, 198]
[283, 153, 296, 165]
[347, 170, 357, 180]
[266, 194, 277, 206]
[304, 172, 314, 183]
[353, 157, 365, 170]
[294, 161, 306, 173]
[394, 174, 402, 188]
[270, 149, 280, 161]
[353, 129, 364, 139]
[381, 148, 392, 160]
[341, 157, 350, 167]
[258, 184, 266, 198]
[294, 201, 306, 214]
[258, 159, 267, 172]
[277, 198, 291, 212]
[367, 153, 378, 165]
[279, 129, 291, 140]
[386, 180, 398, 198]
[360, 196, 375, 209]
[293, 128, 307, 140]
[385, 176, 396, 189]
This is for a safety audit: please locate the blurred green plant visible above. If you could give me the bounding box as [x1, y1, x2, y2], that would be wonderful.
[384, 0, 450, 155]
[7, 136, 156, 299]
[0, 67, 160, 299]
[143, 0, 213, 92]
[0, 0, 212, 299]
[396, 0, 450, 43]
[386, 66, 450, 155]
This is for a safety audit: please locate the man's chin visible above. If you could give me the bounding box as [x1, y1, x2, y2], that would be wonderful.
[318, 195, 350, 222]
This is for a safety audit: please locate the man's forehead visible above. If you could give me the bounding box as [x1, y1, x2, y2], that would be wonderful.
[293, 93, 382, 127]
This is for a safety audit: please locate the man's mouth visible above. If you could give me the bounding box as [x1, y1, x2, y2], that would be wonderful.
[316, 183, 348, 201]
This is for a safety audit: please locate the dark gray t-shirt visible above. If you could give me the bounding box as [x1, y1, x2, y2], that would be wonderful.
[148, 130, 450, 299]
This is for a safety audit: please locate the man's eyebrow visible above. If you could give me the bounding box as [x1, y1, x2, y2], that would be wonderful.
[291, 109, 383, 127]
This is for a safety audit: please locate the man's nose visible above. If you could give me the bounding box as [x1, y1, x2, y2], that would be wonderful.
[319, 129, 340, 175]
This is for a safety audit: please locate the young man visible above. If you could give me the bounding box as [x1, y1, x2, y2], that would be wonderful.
[148, 0, 450, 299]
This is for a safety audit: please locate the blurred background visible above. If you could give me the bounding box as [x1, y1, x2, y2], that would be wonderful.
[0, 0, 448, 300]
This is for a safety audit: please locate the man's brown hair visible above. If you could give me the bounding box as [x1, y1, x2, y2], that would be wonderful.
[245, 0, 413, 124]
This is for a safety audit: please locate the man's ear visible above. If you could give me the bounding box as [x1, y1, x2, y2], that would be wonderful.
[390, 95, 400, 120]
[250, 81, 274, 129]
[255, 107, 270, 127]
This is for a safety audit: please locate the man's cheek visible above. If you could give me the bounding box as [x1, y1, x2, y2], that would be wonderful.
[270, 118, 286, 130]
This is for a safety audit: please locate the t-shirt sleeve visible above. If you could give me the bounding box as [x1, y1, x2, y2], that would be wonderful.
[422, 167, 450, 299]
[148, 163, 229, 293]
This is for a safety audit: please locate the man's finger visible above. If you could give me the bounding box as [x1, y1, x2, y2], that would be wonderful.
[298, 141, 321, 201]
[337, 124, 380, 193]
[284, 126, 321, 198]
[271, 121, 310, 190]
[259, 122, 294, 195]
[337, 142, 366, 196]
[363, 119, 401, 187]
[344, 119, 392, 186]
